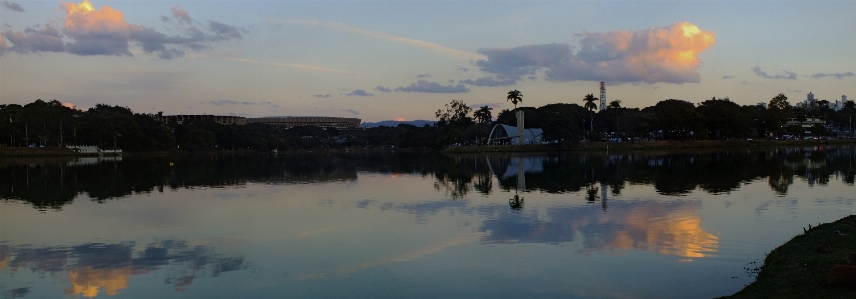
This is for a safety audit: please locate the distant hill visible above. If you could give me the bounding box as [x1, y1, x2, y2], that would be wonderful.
[360, 120, 435, 128]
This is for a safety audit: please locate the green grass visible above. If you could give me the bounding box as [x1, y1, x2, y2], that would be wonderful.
[716, 215, 856, 299]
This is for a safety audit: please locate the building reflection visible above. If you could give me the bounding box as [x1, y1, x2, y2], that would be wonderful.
[0, 240, 246, 298]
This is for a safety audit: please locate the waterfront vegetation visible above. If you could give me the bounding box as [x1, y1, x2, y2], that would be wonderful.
[2, 92, 856, 153]
[717, 215, 856, 299]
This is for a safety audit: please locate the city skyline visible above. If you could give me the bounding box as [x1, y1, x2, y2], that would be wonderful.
[1, 0, 854, 122]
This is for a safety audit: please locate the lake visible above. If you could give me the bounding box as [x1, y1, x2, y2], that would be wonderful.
[1, 146, 854, 298]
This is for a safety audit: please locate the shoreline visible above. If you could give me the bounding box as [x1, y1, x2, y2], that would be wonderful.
[2, 139, 855, 157]
[443, 139, 856, 153]
[716, 215, 856, 299]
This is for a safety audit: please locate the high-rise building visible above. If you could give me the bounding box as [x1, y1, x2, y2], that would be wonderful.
[806, 92, 816, 108]
[844, 95, 849, 103]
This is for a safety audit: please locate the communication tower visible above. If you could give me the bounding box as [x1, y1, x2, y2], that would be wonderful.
[600, 81, 606, 111]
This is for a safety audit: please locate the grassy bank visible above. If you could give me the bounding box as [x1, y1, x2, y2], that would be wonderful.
[716, 215, 856, 299]
[444, 139, 856, 153]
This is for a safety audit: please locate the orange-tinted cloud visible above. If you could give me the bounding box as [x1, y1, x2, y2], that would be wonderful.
[60, 0, 132, 56]
[0, 0, 245, 59]
[64, 265, 133, 297]
[475, 22, 715, 84]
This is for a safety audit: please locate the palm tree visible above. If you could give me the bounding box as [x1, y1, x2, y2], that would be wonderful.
[473, 106, 493, 124]
[507, 90, 523, 109]
[583, 94, 598, 131]
[583, 94, 598, 111]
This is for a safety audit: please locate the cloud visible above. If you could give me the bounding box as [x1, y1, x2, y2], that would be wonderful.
[475, 22, 715, 84]
[751, 66, 796, 80]
[346, 89, 374, 97]
[278, 19, 483, 60]
[809, 72, 855, 79]
[209, 21, 246, 41]
[343, 109, 359, 115]
[394, 80, 470, 93]
[195, 55, 360, 75]
[722, 75, 733, 79]
[171, 6, 192, 24]
[416, 74, 431, 78]
[313, 94, 331, 98]
[0, 0, 246, 59]
[3, 1, 24, 12]
[459, 76, 518, 87]
[2, 25, 65, 54]
[374, 86, 392, 92]
[205, 100, 279, 107]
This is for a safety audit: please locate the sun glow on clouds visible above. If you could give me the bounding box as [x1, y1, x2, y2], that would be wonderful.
[475, 22, 715, 84]
[394, 117, 405, 121]
[1, 0, 245, 59]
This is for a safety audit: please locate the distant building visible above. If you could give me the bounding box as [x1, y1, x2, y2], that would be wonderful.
[805, 92, 816, 108]
[785, 117, 824, 128]
[844, 95, 849, 103]
[248, 116, 361, 129]
[157, 114, 246, 125]
[757, 102, 767, 109]
[487, 124, 543, 145]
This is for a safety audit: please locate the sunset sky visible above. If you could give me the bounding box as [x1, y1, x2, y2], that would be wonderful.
[1, 0, 854, 122]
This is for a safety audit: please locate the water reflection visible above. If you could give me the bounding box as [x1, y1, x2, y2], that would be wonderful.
[0, 240, 246, 297]
[2, 146, 854, 210]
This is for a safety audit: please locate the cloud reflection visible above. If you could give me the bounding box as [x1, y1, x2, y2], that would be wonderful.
[480, 200, 719, 258]
[0, 240, 246, 297]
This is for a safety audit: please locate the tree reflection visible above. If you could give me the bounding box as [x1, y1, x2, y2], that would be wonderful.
[2, 146, 855, 209]
[509, 194, 524, 210]
[585, 184, 599, 202]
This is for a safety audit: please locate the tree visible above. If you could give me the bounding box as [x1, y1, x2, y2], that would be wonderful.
[766, 93, 793, 136]
[541, 113, 582, 145]
[652, 99, 706, 140]
[583, 94, 598, 112]
[769, 93, 792, 110]
[435, 100, 473, 129]
[697, 97, 749, 139]
[608, 100, 622, 109]
[473, 106, 493, 124]
[583, 94, 598, 131]
[507, 90, 523, 109]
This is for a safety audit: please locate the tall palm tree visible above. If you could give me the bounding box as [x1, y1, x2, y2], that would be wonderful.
[507, 90, 523, 109]
[583, 94, 598, 131]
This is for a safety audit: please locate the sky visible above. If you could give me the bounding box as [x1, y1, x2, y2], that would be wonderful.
[1, 0, 855, 123]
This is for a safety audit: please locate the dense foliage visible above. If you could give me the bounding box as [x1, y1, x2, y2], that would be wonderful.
[2, 93, 855, 151]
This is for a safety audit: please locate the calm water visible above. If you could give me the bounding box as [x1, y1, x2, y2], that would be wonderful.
[1, 146, 854, 299]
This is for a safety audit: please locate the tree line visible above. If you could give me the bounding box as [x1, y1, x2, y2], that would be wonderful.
[2, 93, 855, 152]
[429, 91, 856, 146]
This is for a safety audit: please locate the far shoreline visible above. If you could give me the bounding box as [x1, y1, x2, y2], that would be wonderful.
[1, 139, 855, 157]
